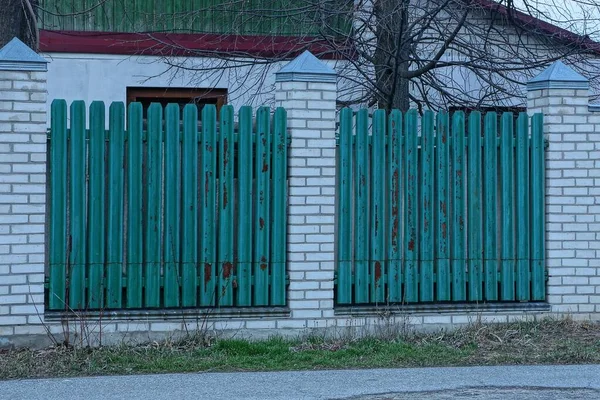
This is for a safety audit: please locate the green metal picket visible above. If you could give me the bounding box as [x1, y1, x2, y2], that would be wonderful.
[335, 108, 546, 305]
[46, 100, 288, 311]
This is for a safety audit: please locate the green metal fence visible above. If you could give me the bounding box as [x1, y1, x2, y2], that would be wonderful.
[47, 100, 288, 311]
[336, 108, 546, 305]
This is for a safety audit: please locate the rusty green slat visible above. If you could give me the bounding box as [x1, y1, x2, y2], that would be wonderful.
[451, 111, 466, 301]
[145, 103, 163, 308]
[88, 101, 105, 309]
[181, 104, 199, 307]
[254, 106, 271, 306]
[218, 105, 235, 306]
[271, 107, 288, 306]
[436, 112, 450, 301]
[68, 101, 86, 310]
[420, 110, 435, 302]
[370, 109, 386, 303]
[337, 108, 353, 304]
[467, 112, 483, 301]
[501, 113, 515, 301]
[49, 100, 68, 310]
[531, 113, 545, 301]
[404, 109, 418, 303]
[106, 102, 125, 309]
[516, 113, 531, 301]
[387, 110, 402, 303]
[200, 104, 217, 306]
[484, 112, 498, 301]
[237, 106, 253, 306]
[127, 103, 143, 308]
[354, 109, 369, 303]
[164, 104, 181, 307]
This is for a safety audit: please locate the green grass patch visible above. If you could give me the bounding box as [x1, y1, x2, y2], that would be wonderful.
[1, 318, 598, 380]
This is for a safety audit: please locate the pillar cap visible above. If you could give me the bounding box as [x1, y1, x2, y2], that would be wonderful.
[527, 60, 588, 91]
[0, 37, 48, 72]
[275, 50, 336, 83]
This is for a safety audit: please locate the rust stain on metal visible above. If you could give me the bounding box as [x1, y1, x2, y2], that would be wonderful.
[204, 263, 212, 283]
[223, 185, 228, 209]
[456, 170, 462, 177]
[260, 256, 267, 271]
[262, 161, 269, 172]
[204, 171, 212, 205]
[459, 216, 464, 229]
[223, 138, 229, 168]
[408, 239, 415, 251]
[440, 200, 447, 217]
[441, 222, 447, 239]
[232, 279, 238, 289]
[223, 262, 233, 279]
[259, 217, 265, 230]
[442, 133, 447, 144]
[374, 261, 382, 282]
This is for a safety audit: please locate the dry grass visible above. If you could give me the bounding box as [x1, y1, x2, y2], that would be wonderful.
[0, 317, 598, 380]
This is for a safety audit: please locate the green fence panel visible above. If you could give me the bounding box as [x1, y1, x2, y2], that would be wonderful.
[451, 111, 466, 301]
[332, 108, 545, 307]
[254, 106, 271, 306]
[200, 105, 217, 306]
[145, 103, 163, 308]
[271, 107, 288, 306]
[436, 111, 450, 301]
[47, 100, 290, 311]
[516, 113, 531, 301]
[420, 110, 435, 302]
[181, 104, 199, 307]
[483, 112, 498, 301]
[126, 102, 143, 308]
[467, 112, 482, 301]
[218, 105, 235, 306]
[68, 101, 86, 310]
[106, 102, 125, 308]
[371, 109, 386, 302]
[387, 110, 402, 303]
[404, 109, 418, 302]
[164, 104, 181, 307]
[48, 100, 67, 310]
[354, 109, 369, 303]
[88, 101, 106, 309]
[531, 113, 545, 301]
[337, 108, 353, 304]
[237, 106, 253, 306]
[500, 112, 515, 301]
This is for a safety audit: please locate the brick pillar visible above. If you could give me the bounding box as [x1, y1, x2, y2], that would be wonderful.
[527, 61, 600, 317]
[274, 51, 337, 328]
[0, 38, 49, 342]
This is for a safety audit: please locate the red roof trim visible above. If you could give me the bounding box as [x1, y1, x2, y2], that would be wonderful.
[39, 30, 349, 59]
[472, 0, 600, 54]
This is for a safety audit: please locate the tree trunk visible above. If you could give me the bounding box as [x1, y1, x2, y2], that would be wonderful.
[0, 0, 38, 50]
[374, 0, 410, 112]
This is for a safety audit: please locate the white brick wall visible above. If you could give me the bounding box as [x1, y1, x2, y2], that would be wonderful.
[528, 86, 600, 316]
[0, 69, 47, 337]
[275, 80, 337, 324]
[2, 49, 600, 348]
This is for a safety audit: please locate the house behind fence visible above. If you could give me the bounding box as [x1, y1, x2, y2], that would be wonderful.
[1, 40, 599, 348]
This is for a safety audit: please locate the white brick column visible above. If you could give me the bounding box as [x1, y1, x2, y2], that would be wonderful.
[274, 51, 337, 327]
[0, 38, 48, 341]
[527, 61, 600, 317]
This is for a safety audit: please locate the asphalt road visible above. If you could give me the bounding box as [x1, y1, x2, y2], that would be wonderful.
[1, 365, 599, 400]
